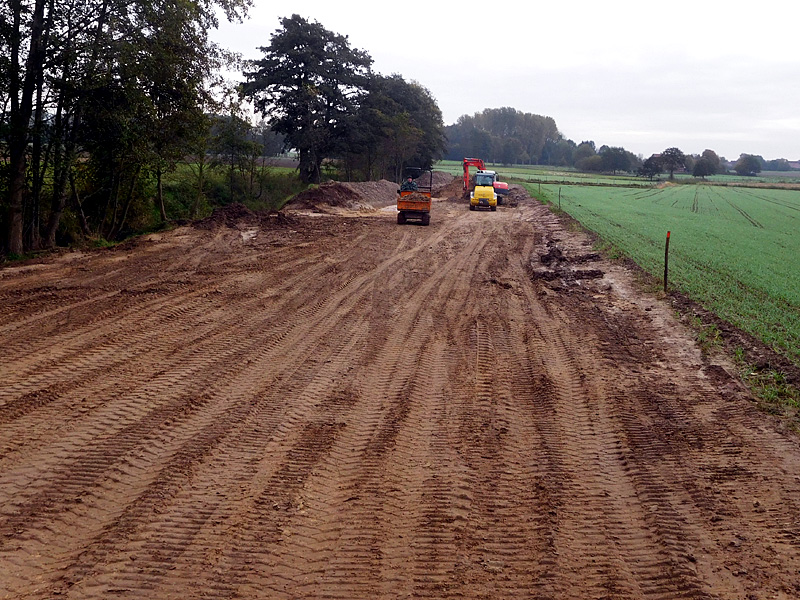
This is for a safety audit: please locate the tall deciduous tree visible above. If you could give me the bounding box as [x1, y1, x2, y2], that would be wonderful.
[243, 15, 372, 184]
[639, 155, 663, 180]
[342, 74, 445, 181]
[660, 147, 686, 179]
[701, 149, 721, 174]
[598, 146, 633, 174]
[692, 157, 715, 179]
[735, 154, 762, 176]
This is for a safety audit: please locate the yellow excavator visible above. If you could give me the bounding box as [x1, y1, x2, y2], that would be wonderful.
[469, 170, 498, 211]
[462, 158, 497, 211]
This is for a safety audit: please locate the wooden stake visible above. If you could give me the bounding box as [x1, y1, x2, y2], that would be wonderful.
[664, 231, 671, 292]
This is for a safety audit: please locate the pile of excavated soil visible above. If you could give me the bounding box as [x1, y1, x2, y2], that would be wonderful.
[502, 185, 529, 207]
[193, 203, 297, 231]
[339, 180, 400, 208]
[290, 180, 396, 212]
[289, 173, 458, 214]
[427, 171, 457, 194]
[397, 191, 431, 202]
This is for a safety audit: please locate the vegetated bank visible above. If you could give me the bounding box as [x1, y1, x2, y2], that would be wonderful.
[526, 181, 800, 372]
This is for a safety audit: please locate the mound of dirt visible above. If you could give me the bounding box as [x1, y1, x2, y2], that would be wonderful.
[339, 180, 400, 208]
[289, 174, 458, 214]
[193, 203, 296, 231]
[502, 185, 528, 207]
[290, 182, 370, 212]
[428, 171, 457, 194]
[193, 203, 257, 230]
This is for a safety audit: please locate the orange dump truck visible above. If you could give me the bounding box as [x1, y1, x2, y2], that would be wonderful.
[397, 170, 433, 225]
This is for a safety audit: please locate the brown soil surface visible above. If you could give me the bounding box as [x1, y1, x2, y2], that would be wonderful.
[2, 180, 800, 599]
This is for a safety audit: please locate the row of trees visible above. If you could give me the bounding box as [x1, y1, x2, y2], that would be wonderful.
[444, 109, 646, 173]
[2, 10, 446, 254]
[442, 105, 795, 180]
[639, 148, 771, 179]
[1, 0, 252, 254]
[444, 108, 559, 166]
[242, 15, 446, 185]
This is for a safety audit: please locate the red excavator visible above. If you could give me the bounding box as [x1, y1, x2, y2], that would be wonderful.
[462, 158, 485, 197]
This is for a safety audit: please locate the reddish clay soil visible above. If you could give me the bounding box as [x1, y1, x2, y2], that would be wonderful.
[1, 179, 800, 599]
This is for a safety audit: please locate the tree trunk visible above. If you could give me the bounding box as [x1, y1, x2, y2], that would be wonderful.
[5, 0, 47, 253]
[70, 172, 91, 237]
[112, 165, 142, 239]
[190, 156, 206, 218]
[157, 165, 167, 222]
[298, 148, 316, 184]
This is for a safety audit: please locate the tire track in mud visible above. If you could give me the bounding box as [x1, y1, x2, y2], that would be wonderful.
[0, 226, 390, 473]
[1, 223, 406, 592]
[517, 210, 728, 599]
[3, 199, 800, 599]
[576, 288, 800, 598]
[0, 227, 362, 386]
[191, 213, 493, 599]
[3, 315, 362, 595]
[1, 214, 478, 598]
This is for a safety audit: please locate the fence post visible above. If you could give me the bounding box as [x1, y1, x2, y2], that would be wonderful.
[664, 231, 671, 292]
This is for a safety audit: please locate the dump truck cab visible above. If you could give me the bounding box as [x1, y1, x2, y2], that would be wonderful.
[470, 170, 497, 211]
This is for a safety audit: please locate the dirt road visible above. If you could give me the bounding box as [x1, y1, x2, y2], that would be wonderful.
[2, 185, 800, 599]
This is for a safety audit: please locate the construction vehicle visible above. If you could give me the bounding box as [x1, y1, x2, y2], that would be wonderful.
[463, 158, 501, 210]
[462, 157, 486, 197]
[470, 169, 497, 211]
[493, 180, 509, 204]
[396, 168, 433, 225]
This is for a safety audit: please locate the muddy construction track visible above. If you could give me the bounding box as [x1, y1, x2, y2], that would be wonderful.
[2, 184, 800, 599]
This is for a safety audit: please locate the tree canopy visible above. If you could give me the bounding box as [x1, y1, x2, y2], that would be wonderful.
[735, 154, 762, 176]
[1, 0, 250, 253]
[659, 147, 686, 179]
[340, 74, 445, 181]
[639, 155, 663, 180]
[243, 15, 373, 184]
[444, 107, 558, 165]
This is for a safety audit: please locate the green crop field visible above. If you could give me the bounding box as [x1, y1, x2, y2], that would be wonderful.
[528, 182, 800, 364]
[435, 161, 644, 186]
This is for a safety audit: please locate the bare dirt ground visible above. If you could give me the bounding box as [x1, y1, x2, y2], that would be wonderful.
[2, 179, 800, 599]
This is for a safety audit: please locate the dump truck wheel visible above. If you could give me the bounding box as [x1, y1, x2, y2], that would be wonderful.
[490, 206, 497, 212]
[421, 213, 430, 226]
[469, 205, 475, 211]
[397, 212, 406, 224]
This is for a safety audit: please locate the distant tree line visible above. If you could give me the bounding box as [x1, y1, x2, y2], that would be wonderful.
[444, 106, 797, 182]
[444, 107, 558, 166]
[637, 148, 786, 180]
[444, 108, 644, 173]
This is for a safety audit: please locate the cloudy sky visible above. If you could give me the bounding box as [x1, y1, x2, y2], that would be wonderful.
[212, 0, 800, 161]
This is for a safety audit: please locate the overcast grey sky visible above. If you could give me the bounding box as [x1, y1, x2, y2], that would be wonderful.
[212, 0, 800, 161]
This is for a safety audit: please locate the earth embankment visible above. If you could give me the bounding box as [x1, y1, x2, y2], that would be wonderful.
[1, 181, 799, 599]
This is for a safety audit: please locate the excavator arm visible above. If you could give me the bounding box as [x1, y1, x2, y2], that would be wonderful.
[463, 158, 485, 193]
